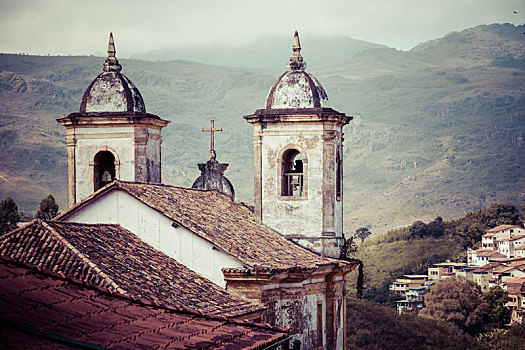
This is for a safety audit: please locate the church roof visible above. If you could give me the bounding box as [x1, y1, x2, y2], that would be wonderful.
[265, 31, 329, 109]
[0, 220, 263, 318]
[0, 256, 289, 349]
[57, 180, 356, 273]
[79, 33, 146, 114]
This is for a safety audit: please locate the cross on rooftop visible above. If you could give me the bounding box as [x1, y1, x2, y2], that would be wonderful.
[202, 120, 222, 162]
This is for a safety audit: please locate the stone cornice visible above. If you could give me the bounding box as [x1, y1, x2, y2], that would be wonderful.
[244, 108, 352, 127]
[57, 112, 170, 129]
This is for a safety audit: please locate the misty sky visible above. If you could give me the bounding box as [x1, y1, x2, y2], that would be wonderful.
[1, 0, 524, 57]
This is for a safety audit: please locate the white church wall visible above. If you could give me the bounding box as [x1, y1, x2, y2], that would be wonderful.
[62, 189, 244, 287]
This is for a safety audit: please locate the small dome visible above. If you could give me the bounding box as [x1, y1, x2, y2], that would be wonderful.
[265, 31, 329, 109]
[80, 33, 146, 114]
[192, 159, 235, 200]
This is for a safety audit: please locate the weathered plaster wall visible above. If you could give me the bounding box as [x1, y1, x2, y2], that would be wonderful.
[70, 124, 163, 203]
[73, 125, 136, 202]
[62, 190, 244, 287]
[226, 272, 347, 350]
[258, 121, 344, 256]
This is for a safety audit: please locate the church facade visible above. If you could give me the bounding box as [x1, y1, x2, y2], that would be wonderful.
[5, 33, 358, 349]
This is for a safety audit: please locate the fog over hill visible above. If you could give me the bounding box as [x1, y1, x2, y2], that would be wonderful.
[0, 23, 524, 234]
[131, 35, 386, 71]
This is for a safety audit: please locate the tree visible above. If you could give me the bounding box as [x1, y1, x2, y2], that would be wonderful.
[426, 216, 445, 238]
[354, 227, 372, 243]
[481, 285, 510, 331]
[0, 197, 20, 234]
[341, 234, 358, 258]
[36, 194, 59, 220]
[409, 220, 427, 238]
[420, 276, 486, 335]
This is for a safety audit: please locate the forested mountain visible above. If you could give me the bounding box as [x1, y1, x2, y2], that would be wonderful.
[0, 23, 523, 233]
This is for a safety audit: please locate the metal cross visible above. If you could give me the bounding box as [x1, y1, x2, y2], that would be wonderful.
[202, 120, 222, 161]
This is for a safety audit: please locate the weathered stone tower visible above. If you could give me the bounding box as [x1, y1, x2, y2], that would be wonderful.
[58, 33, 169, 207]
[244, 32, 352, 258]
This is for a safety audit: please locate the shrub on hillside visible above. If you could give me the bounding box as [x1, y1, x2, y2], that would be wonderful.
[346, 297, 475, 349]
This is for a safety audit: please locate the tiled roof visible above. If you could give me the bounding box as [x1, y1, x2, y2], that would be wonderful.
[57, 180, 356, 272]
[0, 220, 263, 318]
[476, 250, 506, 258]
[0, 256, 288, 349]
[473, 263, 502, 273]
[502, 276, 525, 284]
[486, 224, 522, 233]
[493, 264, 525, 274]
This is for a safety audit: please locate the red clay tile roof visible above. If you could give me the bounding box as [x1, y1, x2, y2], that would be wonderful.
[486, 225, 522, 233]
[476, 250, 506, 258]
[0, 255, 288, 349]
[57, 180, 355, 272]
[493, 264, 525, 274]
[0, 220, 263, 318]
[502, 276, 525, 284]
[473, 263, 502, 273]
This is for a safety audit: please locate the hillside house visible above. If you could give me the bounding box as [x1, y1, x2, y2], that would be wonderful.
[389, 275, 428, 297]
[502, 277, 525, 324]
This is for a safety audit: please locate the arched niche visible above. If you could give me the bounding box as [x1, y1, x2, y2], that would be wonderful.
[93, 150, 117, 191]
[281, 148, 305, 197]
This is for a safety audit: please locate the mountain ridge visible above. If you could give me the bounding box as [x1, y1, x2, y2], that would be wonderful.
[0, 23, 523, 234]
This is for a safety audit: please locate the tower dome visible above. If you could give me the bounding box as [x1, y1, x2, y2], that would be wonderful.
[265, 31, 329, 109]
[80, 33, 146, 113]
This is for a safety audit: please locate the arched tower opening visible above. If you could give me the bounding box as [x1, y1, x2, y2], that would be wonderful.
[93, 150, 116, 191]
[282, 149, 303, 196]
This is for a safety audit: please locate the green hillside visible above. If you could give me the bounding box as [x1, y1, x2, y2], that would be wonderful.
[0, 23, 524, 232]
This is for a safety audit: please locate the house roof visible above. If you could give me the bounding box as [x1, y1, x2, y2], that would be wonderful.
[473, 262, 503, 273]
[493, 264, 525, 274]
[486, 224, 522, 233]
[502, 276, 525, 285]
[476, 250, 507, 258]
[0, 255, 288, 349]
[505, 235, 525, 242]
[0, 220, 263, 318]
[57, 180, 356, 273]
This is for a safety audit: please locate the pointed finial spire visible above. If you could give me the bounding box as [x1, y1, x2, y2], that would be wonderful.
[288, 30, 306, 71]
[103, 32, 122, 72]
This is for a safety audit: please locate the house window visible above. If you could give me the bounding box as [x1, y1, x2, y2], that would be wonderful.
[282, 149, 304, 196]
[93, 150, 116, 191]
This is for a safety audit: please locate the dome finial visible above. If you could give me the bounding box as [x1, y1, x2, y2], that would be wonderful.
[103, 32, 122, 72]
[288, 31, 306, 71]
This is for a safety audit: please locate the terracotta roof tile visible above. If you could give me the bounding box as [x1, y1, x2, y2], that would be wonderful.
[0, 256, 288, 349]
[57, 180, 355, 272]
[0, 220, 263, 318]
[476, 250, 506, 258]
[486, 224, 522, 233]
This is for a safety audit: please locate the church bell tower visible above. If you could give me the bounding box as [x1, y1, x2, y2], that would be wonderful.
[58, 33, 169, 207]
[244, 32, 352, 258]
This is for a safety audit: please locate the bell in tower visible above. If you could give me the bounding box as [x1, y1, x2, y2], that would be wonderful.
[244, 32, 352, 258]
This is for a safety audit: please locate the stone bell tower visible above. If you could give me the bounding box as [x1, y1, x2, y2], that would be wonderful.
[58, 33, 169, 207]
[244, 32, 352, 258]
